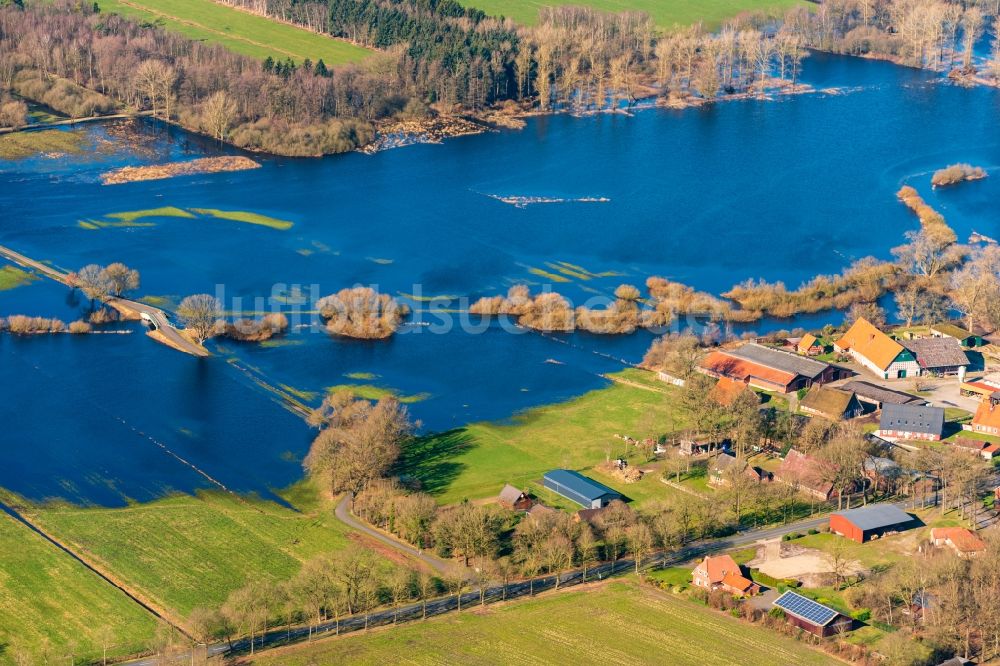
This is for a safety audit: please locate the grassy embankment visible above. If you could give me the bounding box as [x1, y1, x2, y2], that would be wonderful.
[0, 511, 158, 664]
[98, 0, 371, 65]
[398, 368, 693, 508]
[244, 580, 836, 665]
[0, 482, 414, 631]
[466, 0, 810, 30]
[0, 129, 85, 159]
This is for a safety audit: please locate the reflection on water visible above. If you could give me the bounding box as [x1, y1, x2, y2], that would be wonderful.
[1, 51, 999, 504]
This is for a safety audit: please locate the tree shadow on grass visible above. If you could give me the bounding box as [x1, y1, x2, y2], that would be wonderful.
[396, 428, 475, 496]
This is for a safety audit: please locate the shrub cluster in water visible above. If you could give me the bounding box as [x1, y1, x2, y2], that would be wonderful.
[222, 313, 289, 342]
[317, 287, 409, 339]
[1, 315, 66, 334]
[931, 163, 987, 188]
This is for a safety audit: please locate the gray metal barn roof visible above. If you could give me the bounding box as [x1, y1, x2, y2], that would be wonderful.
[880, 402, 945, 436]
[841, 380, 923, 406]
[728, 343, 830, 379]
[543, 470, 620, 504]
[832, 504, 913, 532]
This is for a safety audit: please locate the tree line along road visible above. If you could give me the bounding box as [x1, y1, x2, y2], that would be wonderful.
[122, 498, 923, 664]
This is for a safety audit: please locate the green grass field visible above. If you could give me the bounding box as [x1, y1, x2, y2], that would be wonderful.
[247, 581, 836, 665]
[0, 512, 158, 664]
[466, 0, 810, 29]
[398, 369, 691, 506]
[97, 0, 371, 64]
[0, 129, 85, 159]
[8, 483, 401, 625]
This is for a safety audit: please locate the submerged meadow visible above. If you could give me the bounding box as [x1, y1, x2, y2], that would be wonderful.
[1, 51, 999, 505]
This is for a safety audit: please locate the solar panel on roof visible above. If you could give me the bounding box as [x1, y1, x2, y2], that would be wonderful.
[773, 591, 839, 626]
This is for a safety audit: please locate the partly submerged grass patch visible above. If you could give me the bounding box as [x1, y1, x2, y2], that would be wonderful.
[82, 206, 293, 232]
[279, 383, 319, 402]
[526, 266, 572, 283]
[107, 206, 195, 222]
[260, 337, 305, 349]
[0, 265, 39, 291]
[327, 383, 430, 404]
[344, 371, 379, 380]
[138, 295, 176, 309]
[0, 129, 85, 159]
[190, 208, 293, 230]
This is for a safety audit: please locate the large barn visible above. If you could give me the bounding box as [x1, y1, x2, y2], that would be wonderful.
[699, 343, 840, 394]
[829, 504, 914, 543]
[835, 318, 920, 379]
[542, 470, 621, 509]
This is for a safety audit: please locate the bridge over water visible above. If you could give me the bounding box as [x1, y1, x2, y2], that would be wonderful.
[0, 244, 209, 357]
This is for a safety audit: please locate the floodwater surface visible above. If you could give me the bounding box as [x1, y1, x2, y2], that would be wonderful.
[2, 51, 999, 504]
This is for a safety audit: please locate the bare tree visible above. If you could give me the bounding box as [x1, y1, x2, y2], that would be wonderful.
[76, 263, 111, 302]
[201, 90, 238, 143]
[102, 262, 140, 298]
[177, 294, 222, 344]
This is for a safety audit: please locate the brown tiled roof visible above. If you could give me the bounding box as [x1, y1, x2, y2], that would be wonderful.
[701, 351, 796, 389]
[777, 449, 836, 497]
[721, 572, 756, 593]
[711, 377, 755, 406]
[835, 318, 904, 371]
[797, 333, 820, 353]
[697, 554, 741, 584]
[973, 401, 1000, 430]
[903, 337, 969, 369]
[499, 484, 525, 506]
[932, 527, 986, 553]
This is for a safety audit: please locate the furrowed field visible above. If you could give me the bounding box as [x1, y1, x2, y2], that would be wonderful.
[245, 581, 836, 665]
[398, 369, 692, 506]
[0, 511, 158, 664]
[466, 0, 810, 29]
[98, 0, 372, 64]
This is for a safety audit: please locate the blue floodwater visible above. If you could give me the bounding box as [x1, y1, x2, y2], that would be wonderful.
[2, 51, 999, 505]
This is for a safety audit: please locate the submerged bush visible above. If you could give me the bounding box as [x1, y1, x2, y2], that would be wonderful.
[2, 315, 66, 334]
[68, 320, 92, 334]
[931, 163, 987, 188]
[223, 313, 289, 342]
[318, 288, 408, 339]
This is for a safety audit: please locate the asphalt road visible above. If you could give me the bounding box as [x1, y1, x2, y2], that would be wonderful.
[0, 242, 208, 357]
[335, 494, 454, 575]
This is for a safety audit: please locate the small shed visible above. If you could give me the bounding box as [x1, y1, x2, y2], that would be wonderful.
[930, 323, 984, 348]
[542, 469, 621, 509]
[498, 484, 532, 511]
[879, 402, 945, 441]
[797, 333, 825, 356]
[772, 591, 853, 637]
[830, 504, 914, 543]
